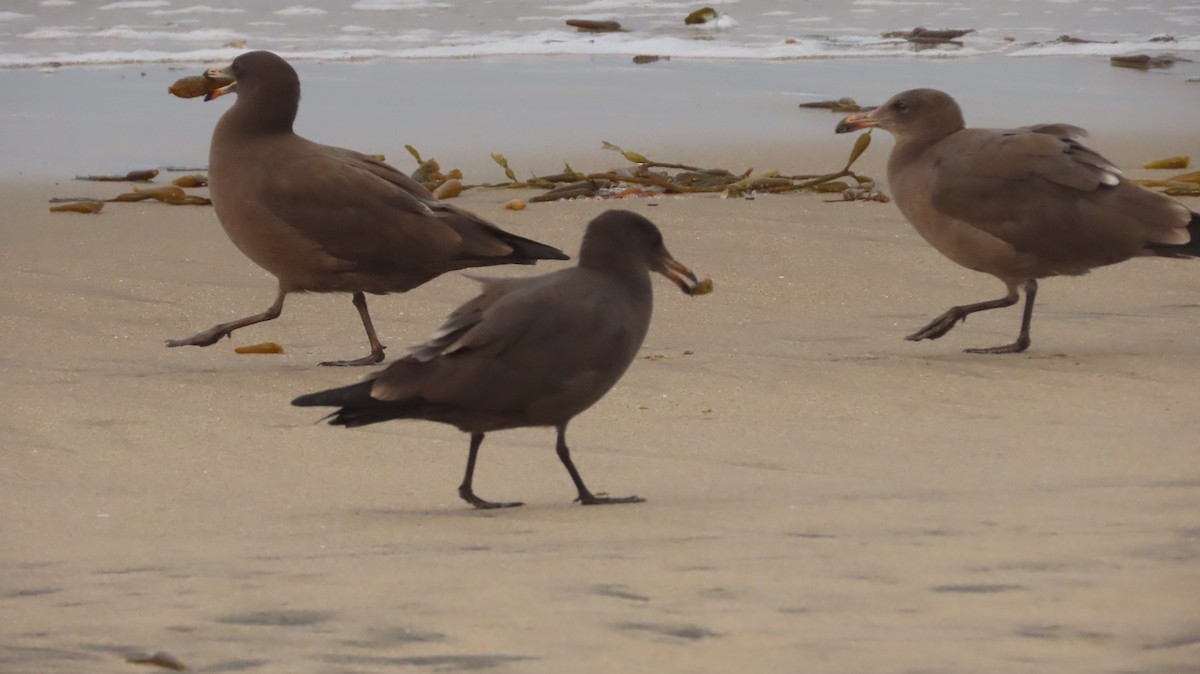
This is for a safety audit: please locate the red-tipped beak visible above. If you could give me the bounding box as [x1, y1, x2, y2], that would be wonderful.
[203, 65, 237, 101]
[659, 254, 713, 296]
[835, 111, 878, 134]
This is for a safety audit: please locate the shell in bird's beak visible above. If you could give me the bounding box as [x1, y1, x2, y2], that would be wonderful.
[659, 254, 713, 296]
[203, 64, 237, 102]
[835, 110, 879, 134]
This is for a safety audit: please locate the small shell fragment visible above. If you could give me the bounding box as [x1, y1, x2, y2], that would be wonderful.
[503, 198, 526, 210]
[234, 342, 284, 355]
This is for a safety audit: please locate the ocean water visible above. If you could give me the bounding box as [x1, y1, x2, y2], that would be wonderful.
[1, 1, 1197, 178]
[0, 0, 1197, 69]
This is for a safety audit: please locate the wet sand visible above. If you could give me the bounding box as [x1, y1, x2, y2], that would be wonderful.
[3, 56, 1200, 673]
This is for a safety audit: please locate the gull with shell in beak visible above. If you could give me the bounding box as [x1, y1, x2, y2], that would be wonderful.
[293, 210, 713, 510]
[836, 87, 1199, 354]
[167, 50, 568, 366]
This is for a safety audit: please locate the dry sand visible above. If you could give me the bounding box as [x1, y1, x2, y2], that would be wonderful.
[2, 142, 1199, 674]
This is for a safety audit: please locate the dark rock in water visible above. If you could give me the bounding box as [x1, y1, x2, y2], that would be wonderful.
[883, 26, 974, 45]
[1055, 34, 1113, 44]
[632, 54, 669, 64]
[1110, 54, 1176, 70]
[565, 19, 622, 33]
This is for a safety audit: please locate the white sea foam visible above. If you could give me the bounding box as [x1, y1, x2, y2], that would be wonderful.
[100, 0, 171, 9]
[545, 0, 735, 9]
[275, 6, 328, 16]
[0, 0, 1195, 69]
[853, 0, 944, 5]
[148, 5, 247, 15]
[1010, 34, 1200, 56]
[351, 0, 453, 9]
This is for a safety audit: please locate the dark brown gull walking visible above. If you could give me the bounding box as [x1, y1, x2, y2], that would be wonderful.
[167, 51, 567, 366]
[293, 210, 710, 509]
[836, 88, 1199, 353]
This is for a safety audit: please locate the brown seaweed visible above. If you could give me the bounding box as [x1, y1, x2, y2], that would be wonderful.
[76, 169, 158, 182]
[395, 130, 883, 203]
[1163, 185, 1200, 196]
[529, 179, 614, 202]
[171, 174, 208, 188]
[135, 185, 186, 202]
[670, 170, 743, 189]
[49, 200, 104, 214]
[109, 185, 212, 205]
[1143, 156, 1190, 169]
[685, 7, 718, 25]
[799, 97, 873, 113]
[565, 19, 622, 32]
[411, 158, 444, 186]
[168, 74, 234, 99]
[234, 342, 284, 355]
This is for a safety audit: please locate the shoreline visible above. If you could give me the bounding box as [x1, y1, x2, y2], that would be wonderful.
[2, 54, 1197, 180]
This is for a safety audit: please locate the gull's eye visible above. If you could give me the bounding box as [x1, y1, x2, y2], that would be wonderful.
[894, 100, 910, 114]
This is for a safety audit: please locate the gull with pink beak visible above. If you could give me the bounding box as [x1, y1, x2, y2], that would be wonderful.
[836, 88, 1199, 354]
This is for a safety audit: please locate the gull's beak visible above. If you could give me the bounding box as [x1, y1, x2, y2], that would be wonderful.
[657, 251, 712, 296]
[835, 110, 879, 134]
[203, 64, 237, 102]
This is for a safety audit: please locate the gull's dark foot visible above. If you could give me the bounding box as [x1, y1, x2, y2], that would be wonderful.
[166, 328, 230, 348]
[459, 486, 523, 510]
[906, 309, 966, 342]
[320, 349, 385, 367]
[964, 335, 1030, 355]
[576, 492, 646, 506]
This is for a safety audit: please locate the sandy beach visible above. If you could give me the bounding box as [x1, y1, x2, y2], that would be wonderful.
[3, 54, 1200, 673]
